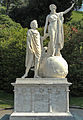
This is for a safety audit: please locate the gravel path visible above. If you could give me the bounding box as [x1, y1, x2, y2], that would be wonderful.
[0, 109, 83, 120]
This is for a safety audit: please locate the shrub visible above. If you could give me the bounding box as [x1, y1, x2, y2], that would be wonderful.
[68, 11, 83, 30]
[62, 29, 83, 96]
[0, 14, 27, 92]
[63, 13, 83, 96]
[0, 6, 6, 15]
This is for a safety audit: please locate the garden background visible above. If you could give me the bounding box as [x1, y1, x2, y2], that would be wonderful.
[0, 0, 83, 109]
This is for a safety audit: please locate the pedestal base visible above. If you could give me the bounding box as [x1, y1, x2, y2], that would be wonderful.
[10, 78, 73, 120]
[10, 112, 74, 120]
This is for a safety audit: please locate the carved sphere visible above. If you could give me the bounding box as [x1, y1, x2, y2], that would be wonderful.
[39, 56, 68, 78]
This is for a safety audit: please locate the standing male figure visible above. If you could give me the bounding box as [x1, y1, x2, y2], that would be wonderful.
[22, 20, 41, 78]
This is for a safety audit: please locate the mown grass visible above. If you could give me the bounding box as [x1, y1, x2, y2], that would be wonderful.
[0, 90, 13, 109]
[70, 96, 83, 107]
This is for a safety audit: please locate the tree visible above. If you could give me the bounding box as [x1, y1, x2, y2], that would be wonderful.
[62, 29, 83, 96]
[0, 0, 23, 14]
[1, 0, 10, 12]
[7, 0, 75, 27]
[1, 0, 82, 27]
[0, 14, 27, 92]
[74, 0, 82, 10]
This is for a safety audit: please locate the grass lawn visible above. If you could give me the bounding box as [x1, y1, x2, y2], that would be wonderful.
[70, 96, 83, 108]
[0, 90, 13, 109]
[0, 90, 83, 109]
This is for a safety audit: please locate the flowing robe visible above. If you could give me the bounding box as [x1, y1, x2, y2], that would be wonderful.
[25, 29, 41, 67]
[47, 12, 64, 55]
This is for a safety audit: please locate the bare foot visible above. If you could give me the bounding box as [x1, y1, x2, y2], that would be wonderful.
[34, 75, 41, 78]
[21, 74, 27, 78]
[52, 54, 54, 57]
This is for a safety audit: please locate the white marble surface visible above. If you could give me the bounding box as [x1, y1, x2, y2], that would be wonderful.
[13, 78, 70, 84]
[11, 112, 72, 116]
[39, 56, 68, 78]
[44, 3, 74, 56]
[10, 78, 72, 120]
[12, 78, 71, 113]
[22, 20, 41, 78]
[10, 113, 74, 120]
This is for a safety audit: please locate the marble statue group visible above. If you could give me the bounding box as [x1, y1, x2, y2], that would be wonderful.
[10, 3, 75, 120]
[22, 3, 74, 78]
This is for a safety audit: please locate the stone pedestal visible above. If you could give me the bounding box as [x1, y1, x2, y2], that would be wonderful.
[10, 78, 74, 120]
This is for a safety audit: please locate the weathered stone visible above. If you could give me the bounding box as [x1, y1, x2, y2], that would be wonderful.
[10, 78, 73, 120]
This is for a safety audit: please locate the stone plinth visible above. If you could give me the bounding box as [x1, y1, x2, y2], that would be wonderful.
[10, 78, 74, 120]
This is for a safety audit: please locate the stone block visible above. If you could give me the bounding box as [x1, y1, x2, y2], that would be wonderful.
[10, 78, 73, 120]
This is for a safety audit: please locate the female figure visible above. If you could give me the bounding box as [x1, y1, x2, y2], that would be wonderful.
[44, 3, 74, 56]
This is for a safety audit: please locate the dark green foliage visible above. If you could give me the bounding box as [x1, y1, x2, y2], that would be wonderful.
[1, 0, 82, 27]
[0, 14, 27, 92]
[68, 11, 83, 30]
[7, 0, 74, 27]
[62, 28, 83, 96]
[63, 14, 83, 96]
[0, 6, 6, 14]
[74, 0, 82, 10]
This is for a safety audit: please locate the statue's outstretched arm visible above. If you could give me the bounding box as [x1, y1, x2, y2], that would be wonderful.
[63, 3, 75, 14]
[44, 15, 49, 36]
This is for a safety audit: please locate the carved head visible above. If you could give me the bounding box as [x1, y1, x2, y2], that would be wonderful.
[30, 20, 38, 29]
[49, 4, 57, 12]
